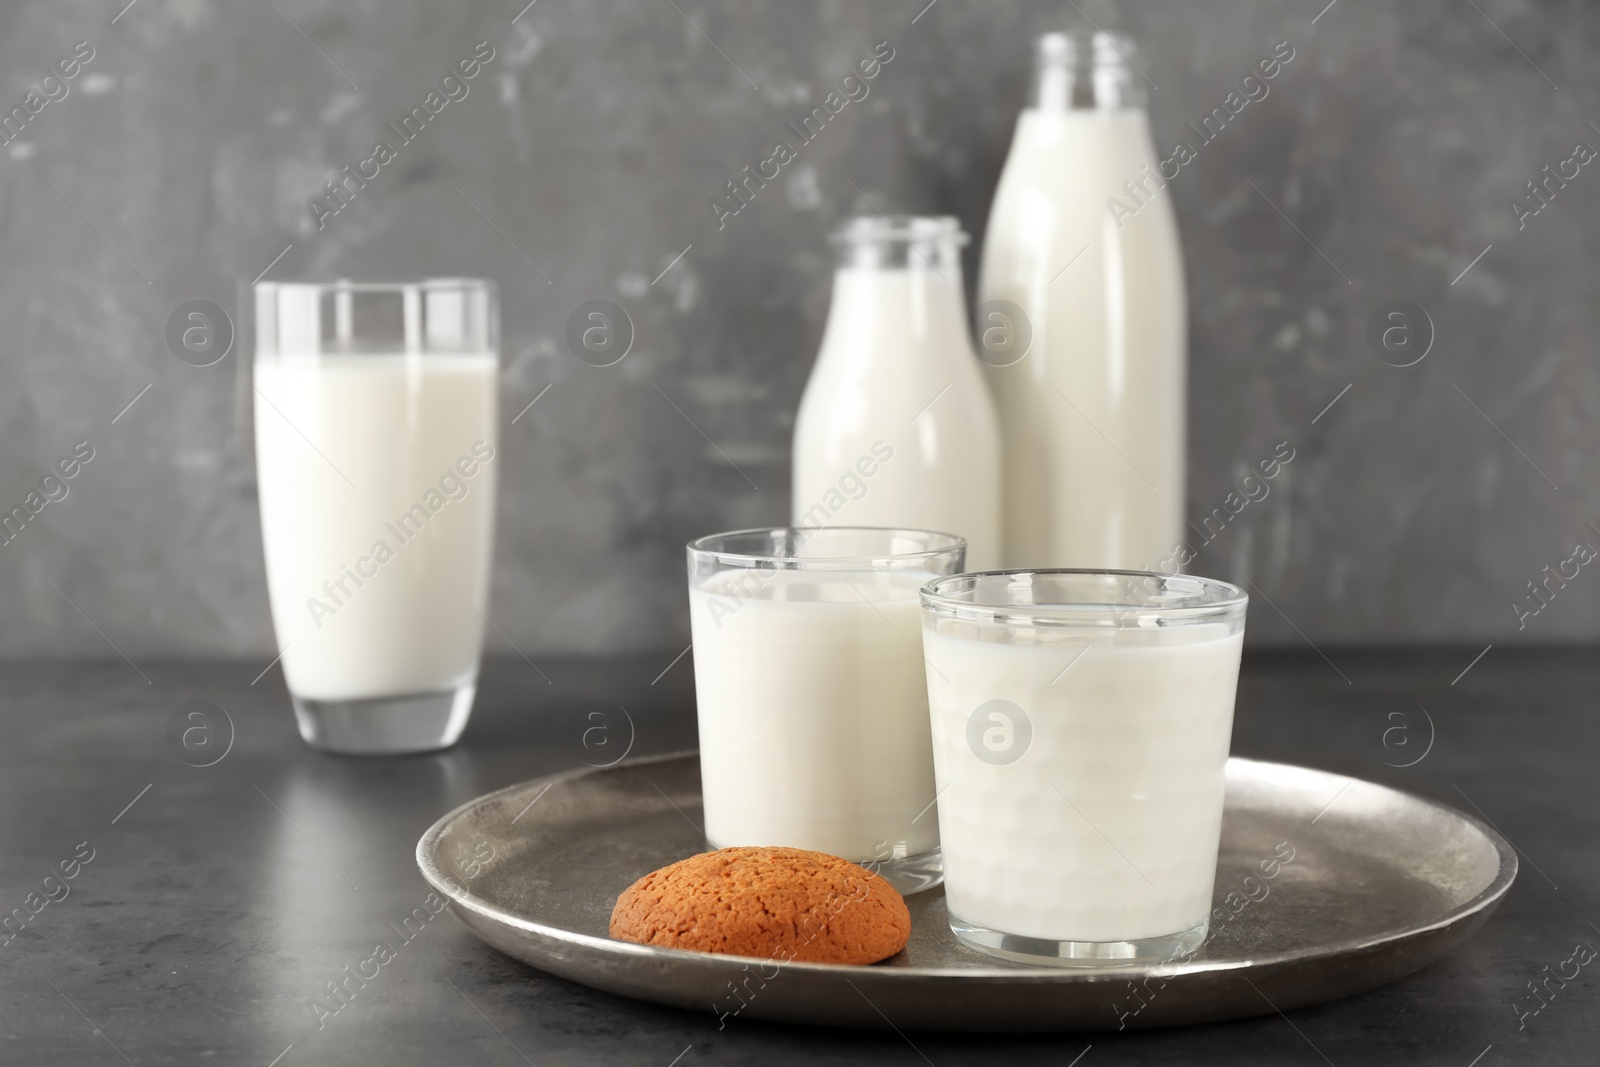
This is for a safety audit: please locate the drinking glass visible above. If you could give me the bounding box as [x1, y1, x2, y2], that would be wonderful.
[253, 279, 498, 754]
[920, 569, 1247, 963]
[687, 527, 965, 893]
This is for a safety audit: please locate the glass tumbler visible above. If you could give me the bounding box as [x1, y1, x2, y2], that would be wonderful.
[253, 279, 499, 754]
[920, 570, 1247, 963]
[687, 527, 966, 893]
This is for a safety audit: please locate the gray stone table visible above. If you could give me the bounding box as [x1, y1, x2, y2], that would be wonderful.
[0, 650, 1594, 1065]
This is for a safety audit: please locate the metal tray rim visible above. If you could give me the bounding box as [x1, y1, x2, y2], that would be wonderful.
[416, 752, 1518, 981]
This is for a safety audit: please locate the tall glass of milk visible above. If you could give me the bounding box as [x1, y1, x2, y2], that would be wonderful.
[688, 526, 966, 893]
[920, 570, 1247, 963]
[978, 33, 1187, 569]
[792, 217, 1002, 570]
[253, 279, 499, 754]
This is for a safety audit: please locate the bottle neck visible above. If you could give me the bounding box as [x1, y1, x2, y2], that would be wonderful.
[1031, 31, 1147, 111]
[833, 239, 964, 278]
[830, 215, 968, 277]
[828, 257, 967, 325]
[824, 221, 971, 355]
[819, 270, 972, 375]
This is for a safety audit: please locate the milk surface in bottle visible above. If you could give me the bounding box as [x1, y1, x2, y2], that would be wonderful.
[793, 216, 1002, 569]
[978, 32, 1186, 569]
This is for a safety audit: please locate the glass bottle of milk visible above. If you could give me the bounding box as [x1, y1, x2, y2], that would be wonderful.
[792, 216, 1002, 570]
[978, 32, 1186, 570]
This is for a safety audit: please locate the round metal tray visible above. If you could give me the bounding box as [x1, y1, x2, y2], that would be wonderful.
[416, 753, 1515, 1031]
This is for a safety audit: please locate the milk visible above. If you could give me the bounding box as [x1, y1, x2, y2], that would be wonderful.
[254, 354, 498, 701]
[978, 48, 1187, 569]
[690, 567, 939, 863]
[793, 219, 1002, 570]
[923, 624, 1243, 943]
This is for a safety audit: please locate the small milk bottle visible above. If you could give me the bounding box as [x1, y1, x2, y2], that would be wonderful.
[792, 216, 1001, 570]
[978, 31, 1187, 570]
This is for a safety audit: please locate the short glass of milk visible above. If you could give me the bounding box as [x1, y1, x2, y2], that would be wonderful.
[687, 527, 966, 893]
[253, 279, 498, 754]
[920, 570, 1247, 964]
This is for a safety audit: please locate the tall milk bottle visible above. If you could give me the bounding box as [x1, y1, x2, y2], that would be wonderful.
[792, 216, 1002, 569]
[978, 32, 1186, 569]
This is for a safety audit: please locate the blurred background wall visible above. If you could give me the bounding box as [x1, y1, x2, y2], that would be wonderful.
[0, 0, 1595, 660]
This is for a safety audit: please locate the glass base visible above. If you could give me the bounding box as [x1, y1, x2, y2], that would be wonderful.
[949, 912, 1208, 967]
[705, 838, 943, 895]
[292, 684, 475, 755]
[861, 847, 944, 895]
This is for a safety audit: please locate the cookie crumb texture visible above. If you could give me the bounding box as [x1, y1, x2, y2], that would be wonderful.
[609, 846, 911, 965]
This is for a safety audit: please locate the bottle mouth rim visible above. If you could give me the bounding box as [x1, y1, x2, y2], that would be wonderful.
[1036, 30, 1140, 68]
[828, 214, 969, 247]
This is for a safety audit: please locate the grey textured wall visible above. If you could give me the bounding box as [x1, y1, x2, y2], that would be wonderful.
[1, 0, 1595, 662]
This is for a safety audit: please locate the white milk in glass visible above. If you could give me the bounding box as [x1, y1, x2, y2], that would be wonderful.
[256, 353, 497, 702]
[978, 33, 1186, 569]
[924, 624, 1243, 944]
[253, 280, 498, 757]
[690, 568, 939, 863]
[793, 217, 1002, 570]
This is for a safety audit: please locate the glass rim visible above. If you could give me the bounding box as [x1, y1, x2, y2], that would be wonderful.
[920, 568, 1248, 624]
[687, 526, 966, 567]
[253, 277, 496, 294]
